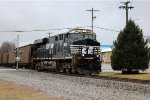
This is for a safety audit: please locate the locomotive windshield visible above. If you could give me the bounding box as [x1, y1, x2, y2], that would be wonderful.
[83, 34, 96, 40]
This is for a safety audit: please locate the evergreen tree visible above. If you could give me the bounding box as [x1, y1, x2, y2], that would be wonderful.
[111, 19, 150, 73]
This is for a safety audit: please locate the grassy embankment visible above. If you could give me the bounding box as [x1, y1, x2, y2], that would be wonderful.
[99, 72, 150, 80]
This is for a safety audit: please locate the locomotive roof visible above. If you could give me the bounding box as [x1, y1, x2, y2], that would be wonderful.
[68, 28, 95, 34]
[51, 28, 95, 36]
[34, 28, 96, 44]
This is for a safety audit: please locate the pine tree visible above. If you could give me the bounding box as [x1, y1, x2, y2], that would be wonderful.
[111, 19, 150, 73]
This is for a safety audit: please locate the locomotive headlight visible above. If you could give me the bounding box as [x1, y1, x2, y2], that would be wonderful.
[82, 54, 85, 56]
[97, 55, 99, 57]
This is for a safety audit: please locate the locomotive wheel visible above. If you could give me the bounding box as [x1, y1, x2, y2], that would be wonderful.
[89, 64, 93, 75]
[56, 65, 61, 72]
[56, 68, 60, 72]
[63, 68, 66, 73]
[68, 68, 72, 73]
[37, 66, 42, 72]
[73, 69, 79, 74]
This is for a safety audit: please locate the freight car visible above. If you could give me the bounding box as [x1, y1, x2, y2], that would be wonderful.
[7, 50, 15, 66]
[0, 52, 4, 66]
[0, 52, 2, 66]
[0, 44, 37, 68]
[18, 44, 36, 68]
[33, 28, 101, 74]
[1, 51, 9, 66]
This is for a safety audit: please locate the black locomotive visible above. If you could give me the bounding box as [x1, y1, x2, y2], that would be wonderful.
[33, 28, 101, 74]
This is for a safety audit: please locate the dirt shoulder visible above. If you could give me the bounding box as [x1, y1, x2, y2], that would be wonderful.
[0, 79, 61, 100]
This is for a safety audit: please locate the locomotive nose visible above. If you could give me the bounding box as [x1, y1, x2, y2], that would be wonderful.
[71, 38, 101, 75]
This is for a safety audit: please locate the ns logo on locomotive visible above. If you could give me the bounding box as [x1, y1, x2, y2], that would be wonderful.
[33, 28, 101, 74]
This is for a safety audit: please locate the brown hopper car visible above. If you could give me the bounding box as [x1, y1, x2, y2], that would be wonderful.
[7, 50, 15, 66]
[0, 52, 2, 65]
[2, 51, 9, 65]
[0, 44, 36, 68]
[18, 44, 35, 68]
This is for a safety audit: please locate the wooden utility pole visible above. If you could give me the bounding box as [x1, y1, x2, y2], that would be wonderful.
[119, 1, 134, 25]
[86, 8, 99, 32]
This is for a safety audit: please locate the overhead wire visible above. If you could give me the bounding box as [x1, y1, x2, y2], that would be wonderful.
[0, 26, 120, 33]
[94, 26, 120, 32]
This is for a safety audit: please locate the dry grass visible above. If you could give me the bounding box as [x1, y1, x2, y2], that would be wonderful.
[99, 72, 150, 80]
[0, 79, 71, 100]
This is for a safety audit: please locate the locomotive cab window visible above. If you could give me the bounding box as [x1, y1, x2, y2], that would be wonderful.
[55, 36, 58, 41]
[62, 34, 63, 40]
[59, 34, 63, 40]
[93, 35, 96, 40]
[65, 33, 69, 39]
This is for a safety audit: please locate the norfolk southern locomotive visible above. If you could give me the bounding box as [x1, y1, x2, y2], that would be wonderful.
[33, 28, 101, 74]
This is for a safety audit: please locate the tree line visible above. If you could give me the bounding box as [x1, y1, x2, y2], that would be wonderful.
[0, 41, 16, 52]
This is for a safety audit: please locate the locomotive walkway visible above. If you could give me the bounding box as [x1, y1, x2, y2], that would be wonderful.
[0, 67, 150, 100]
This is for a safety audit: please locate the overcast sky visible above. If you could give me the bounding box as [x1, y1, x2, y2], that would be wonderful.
[0, 0, 149, 46]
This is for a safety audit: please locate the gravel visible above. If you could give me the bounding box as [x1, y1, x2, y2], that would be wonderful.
[0, 67, 150, 100]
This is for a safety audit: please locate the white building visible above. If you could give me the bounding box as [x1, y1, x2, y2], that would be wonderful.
[101, 48, 112, 63]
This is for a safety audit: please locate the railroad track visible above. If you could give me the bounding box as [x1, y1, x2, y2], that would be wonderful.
[40, 69, 150, 84]
[1, 66, 150, 84]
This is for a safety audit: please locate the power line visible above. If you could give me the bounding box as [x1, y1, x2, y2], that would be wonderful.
[0, 26, 119, 33]
[0, 28, 72, 33]
[94, 26, 119, 32]
[0, 27, 73, 33]
[119, 1, 134, 25]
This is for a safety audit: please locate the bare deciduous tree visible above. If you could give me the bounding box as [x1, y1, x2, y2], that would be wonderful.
[0, 41, 16, 52]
